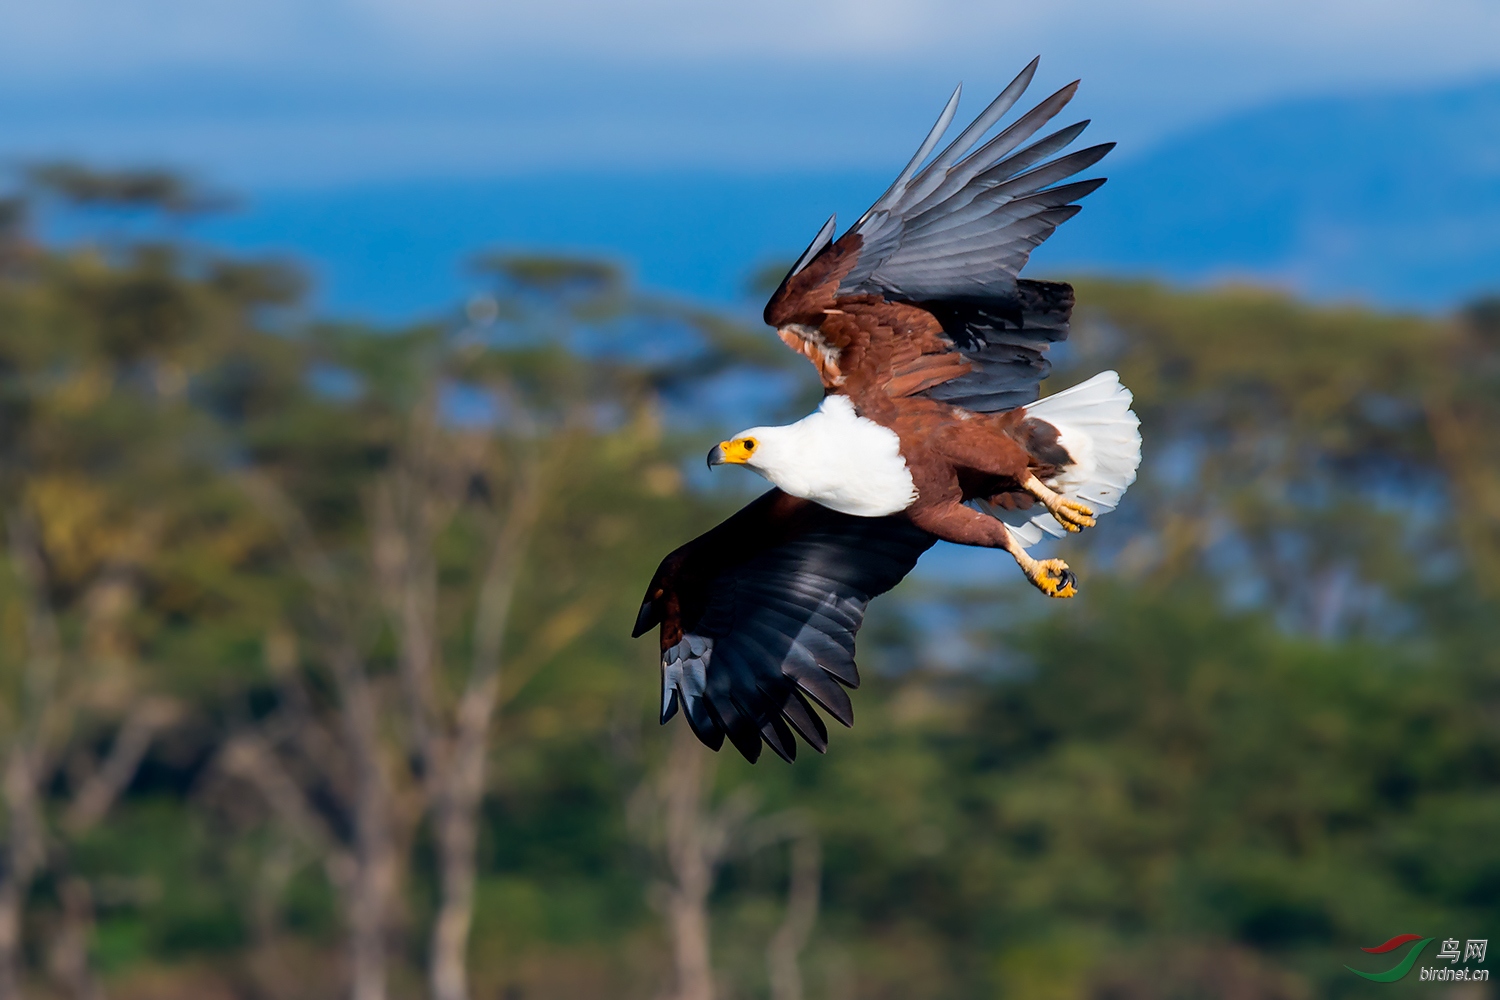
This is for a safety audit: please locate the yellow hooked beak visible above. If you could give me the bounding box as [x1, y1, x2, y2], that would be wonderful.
[707, 437, 758, 468]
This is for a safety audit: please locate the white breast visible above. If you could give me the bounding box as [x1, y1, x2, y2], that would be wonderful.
[751, 395, 918, 517]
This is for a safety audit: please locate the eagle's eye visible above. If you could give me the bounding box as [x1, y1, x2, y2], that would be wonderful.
[743, 439, 756, 452]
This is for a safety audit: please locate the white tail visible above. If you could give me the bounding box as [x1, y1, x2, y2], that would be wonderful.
[977, 370, 1141, 548]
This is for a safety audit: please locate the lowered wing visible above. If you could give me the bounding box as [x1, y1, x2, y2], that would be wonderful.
[633, 489, 934, 763]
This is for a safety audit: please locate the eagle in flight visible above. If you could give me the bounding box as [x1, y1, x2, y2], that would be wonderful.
[634, 59, 1142, 763]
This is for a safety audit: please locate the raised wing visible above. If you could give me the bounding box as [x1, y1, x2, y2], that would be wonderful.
[633, 489, 934, 763]
[764, 58, 1111, 411]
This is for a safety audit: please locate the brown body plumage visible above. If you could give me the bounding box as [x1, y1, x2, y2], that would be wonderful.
[764, 239, 1096, 595]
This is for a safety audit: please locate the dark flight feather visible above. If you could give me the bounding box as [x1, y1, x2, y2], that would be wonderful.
[901, 82, 1081, 221]
[637, 491, 934, 762]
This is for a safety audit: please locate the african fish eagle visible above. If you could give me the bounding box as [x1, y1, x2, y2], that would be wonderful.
[634, 58, 1142, 763]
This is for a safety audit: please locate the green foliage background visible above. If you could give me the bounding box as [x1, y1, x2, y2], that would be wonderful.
[0, 180, 1495, 999]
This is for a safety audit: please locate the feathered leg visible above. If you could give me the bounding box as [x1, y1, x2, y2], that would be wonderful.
[927, 422, 1096, 533]
[905, 501, 1077, 598]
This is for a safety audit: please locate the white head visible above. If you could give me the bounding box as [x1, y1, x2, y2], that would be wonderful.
[706, 422, 797, 478]
[705, 396, 917, 517]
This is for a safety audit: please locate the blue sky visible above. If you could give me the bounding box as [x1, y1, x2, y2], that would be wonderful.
[5, 1, 1500, 322]
[4, 0, 1500, 187]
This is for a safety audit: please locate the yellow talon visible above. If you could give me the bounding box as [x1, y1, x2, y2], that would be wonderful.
[1052, 498, 1096, 532]
[1027, 559, 1078, 599]
[1022, 475, 1096, 533]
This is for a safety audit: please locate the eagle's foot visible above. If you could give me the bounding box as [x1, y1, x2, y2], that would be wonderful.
[1023, 474, 1095, 533]
[1050, 498, 1097, 532]
[1025, 558, 1077, 598]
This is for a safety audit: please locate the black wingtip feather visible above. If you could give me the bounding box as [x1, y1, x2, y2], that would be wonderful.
[818, 654, 861, 688]
[714, 697, 765, 764]
[632, 598, 659, 638]
[761, 716, 797, 763]
[659, 687, 680, 725]
[782, 691, 829, 753]
[682, 696, 725, 751]
[797, 669, 855, 728]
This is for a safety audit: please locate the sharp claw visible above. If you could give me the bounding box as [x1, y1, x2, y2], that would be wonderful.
[1050, 566, 1078, 598]
[1055, 513, 1091, 532]
[1027, 559, 1078, 599]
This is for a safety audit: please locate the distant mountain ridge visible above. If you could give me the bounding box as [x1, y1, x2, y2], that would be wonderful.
[1042, 76, 1500, 308]
[192, 77, 1500, 319]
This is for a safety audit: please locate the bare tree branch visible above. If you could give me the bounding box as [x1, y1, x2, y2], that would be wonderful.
[64, 696, 180, 835]
[429, 398, 547, 1000]
[47, 877, 104, 1000]
[766, 828, 821, 1000]
[651, 726, 758, 1000]
[235, 472, 398, 1000]
[0, 509, 65, 1000]
[217, 732, 354, 889]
